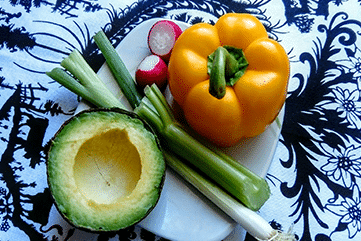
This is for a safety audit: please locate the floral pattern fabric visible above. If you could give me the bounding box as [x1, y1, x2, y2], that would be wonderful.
[1, 0, 361, 240]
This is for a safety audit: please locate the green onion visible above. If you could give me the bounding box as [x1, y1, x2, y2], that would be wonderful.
[93, 30, 142, 109]
[164, 151, 296, 241]
[46, 50, 125, 109]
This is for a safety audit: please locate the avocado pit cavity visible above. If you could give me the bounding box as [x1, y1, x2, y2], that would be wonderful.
[74, 128, 142, 205]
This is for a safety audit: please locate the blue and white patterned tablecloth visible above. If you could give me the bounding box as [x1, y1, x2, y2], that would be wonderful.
[1, 0, 361, 240]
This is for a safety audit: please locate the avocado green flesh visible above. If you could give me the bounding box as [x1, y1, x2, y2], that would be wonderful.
[47, 109, 165, 232]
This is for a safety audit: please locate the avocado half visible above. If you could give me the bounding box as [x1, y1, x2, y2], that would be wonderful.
[46, 108, 166, 232]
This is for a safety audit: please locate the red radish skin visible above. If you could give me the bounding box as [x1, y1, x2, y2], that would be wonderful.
[135, 55, 168, 90]
[148, 20, 183, 62]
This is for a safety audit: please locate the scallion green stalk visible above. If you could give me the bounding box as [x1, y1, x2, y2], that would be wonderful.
[93, 30, 142, 109]
[164, 151, 296, 241]
[46, 50, 125, 109]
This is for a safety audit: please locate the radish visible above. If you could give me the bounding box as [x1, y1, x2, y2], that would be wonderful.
[148, 20, 183, 62]
[135, 55, 168, 90]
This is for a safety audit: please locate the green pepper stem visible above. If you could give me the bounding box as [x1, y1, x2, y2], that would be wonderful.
[209, 47, 228, 99]
[209, 46, 242, 99]
[208, 46, 249, 99]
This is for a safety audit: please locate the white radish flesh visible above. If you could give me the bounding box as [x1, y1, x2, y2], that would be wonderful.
[148, 20, 183, 62]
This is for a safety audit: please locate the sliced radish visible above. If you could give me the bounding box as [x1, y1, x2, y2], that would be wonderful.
[148, 20, 183, 62]
[135, 55, 168, 90]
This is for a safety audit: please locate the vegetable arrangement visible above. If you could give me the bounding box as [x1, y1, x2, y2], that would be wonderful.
[168, 13, 290, 147]
[47, 13, 296, 241]
[94, 29, 272, 211]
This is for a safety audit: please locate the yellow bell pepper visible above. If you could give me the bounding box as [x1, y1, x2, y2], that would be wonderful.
[168, 13, 289, 147]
